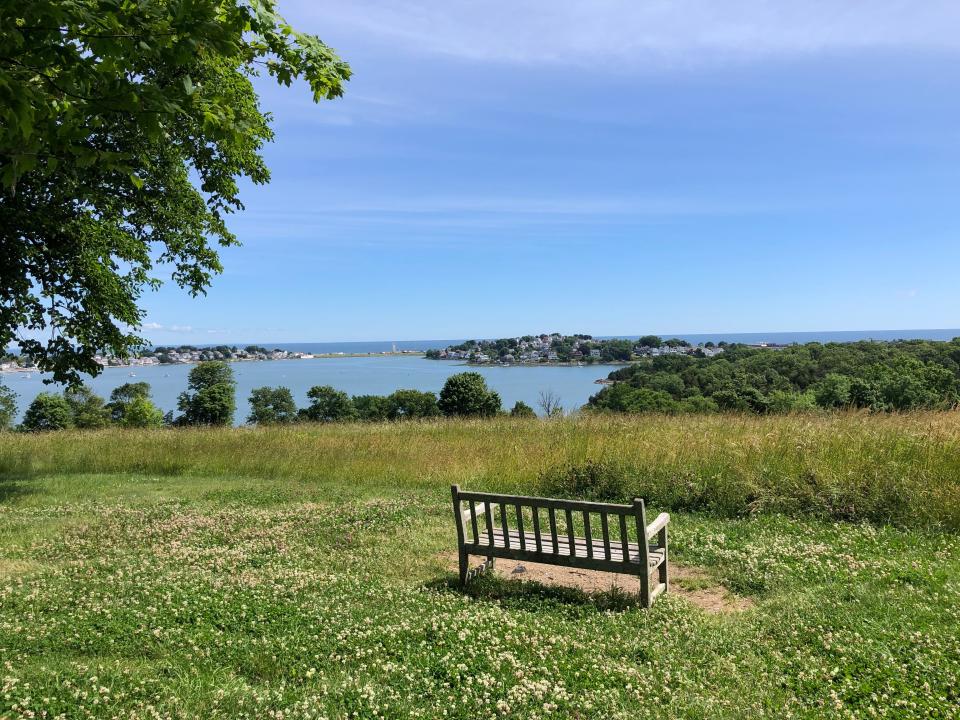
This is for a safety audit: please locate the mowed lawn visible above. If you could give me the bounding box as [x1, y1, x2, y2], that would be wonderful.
[1, 416, 959, 719]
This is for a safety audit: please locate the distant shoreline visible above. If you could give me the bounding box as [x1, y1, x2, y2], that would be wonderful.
[0, 351, 426, 374]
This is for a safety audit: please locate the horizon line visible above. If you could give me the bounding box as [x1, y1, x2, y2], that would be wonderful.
[151, 327, 960, 346]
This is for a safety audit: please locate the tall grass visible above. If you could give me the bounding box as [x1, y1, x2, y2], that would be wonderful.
[2, 412, 959, 529]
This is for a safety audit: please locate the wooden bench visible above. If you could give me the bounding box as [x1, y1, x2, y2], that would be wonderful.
[451, 485, 670, 608]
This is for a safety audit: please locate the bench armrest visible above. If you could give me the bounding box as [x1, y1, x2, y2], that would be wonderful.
[645, 512, 670, 541]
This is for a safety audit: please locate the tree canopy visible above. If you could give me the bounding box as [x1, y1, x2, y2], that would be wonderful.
[438, 373, 501, 417]
[109, 381, 162, 427]
[587, 339, 960, 415]
[299, 385, 356, 423]
[0, 0, 350, 384]
[21, 392, 73, 431]
[176, 360, 236, 425]
[247, 385, 297, 424]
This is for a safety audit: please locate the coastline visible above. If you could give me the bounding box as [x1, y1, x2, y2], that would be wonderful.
[0, 351, 426, 374]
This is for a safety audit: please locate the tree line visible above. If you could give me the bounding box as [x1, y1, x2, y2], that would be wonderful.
[3, 363, 540, 431]
[586, 339, 960, 414]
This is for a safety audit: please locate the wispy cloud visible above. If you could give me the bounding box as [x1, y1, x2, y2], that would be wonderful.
[307, 0, 960, 67]
[141, 322, 194, 333]
[241, 192, 789, 218]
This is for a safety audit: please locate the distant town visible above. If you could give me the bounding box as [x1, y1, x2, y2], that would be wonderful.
[0, 344, 422, 372]
[95, 345, 422, 368]
[425, 334, 729, 365]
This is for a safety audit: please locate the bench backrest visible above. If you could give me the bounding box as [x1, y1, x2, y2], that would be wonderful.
[451, 485, 650, 567]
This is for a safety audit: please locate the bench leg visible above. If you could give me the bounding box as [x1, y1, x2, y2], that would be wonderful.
[658, 525, 669, 596]
[458, 548, 469, 586]
[640, 573, 651, 609]
[639, 559, 651, 609]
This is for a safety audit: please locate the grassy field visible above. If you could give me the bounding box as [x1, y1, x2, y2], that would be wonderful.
[1, 414, 959, 718]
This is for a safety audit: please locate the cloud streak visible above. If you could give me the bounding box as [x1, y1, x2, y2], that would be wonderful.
[308, 0, 960, 67]
[142, 322, 194, 333]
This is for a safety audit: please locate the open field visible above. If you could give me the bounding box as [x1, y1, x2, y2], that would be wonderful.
[1, 414, 959, 718]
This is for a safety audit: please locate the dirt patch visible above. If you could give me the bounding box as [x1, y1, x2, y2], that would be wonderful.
[441, 553, 753, 614]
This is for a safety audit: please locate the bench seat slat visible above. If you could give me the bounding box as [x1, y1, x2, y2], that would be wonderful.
[453, 485, 669, 607]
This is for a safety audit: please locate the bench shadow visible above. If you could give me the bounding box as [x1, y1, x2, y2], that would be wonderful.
[426, 573, 643, 612]
[0, 475, 37, 505]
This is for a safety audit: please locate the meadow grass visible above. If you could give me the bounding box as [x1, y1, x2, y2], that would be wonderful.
[2, 412, 959, 528]
[1, 414, 959, 718]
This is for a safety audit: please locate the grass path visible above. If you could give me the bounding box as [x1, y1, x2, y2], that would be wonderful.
[1, 467, 958, 719]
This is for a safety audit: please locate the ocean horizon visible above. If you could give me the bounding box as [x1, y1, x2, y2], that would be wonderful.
[174, 328, 960, 354]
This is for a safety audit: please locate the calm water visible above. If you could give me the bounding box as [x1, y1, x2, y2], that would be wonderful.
[5, 356, 619, 423]
[8, 328, 959, 423]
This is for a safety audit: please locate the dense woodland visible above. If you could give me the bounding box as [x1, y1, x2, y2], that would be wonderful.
[587, 339, 960, 414]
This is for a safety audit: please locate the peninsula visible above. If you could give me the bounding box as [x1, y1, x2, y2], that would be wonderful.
[424, 333, 726, 365]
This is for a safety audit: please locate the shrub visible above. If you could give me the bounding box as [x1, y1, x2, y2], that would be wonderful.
[247, 386, 297, 424]
[64, 385, 111, 428]
[385, 389, 439, 420]
[815, 373, 852, 408]
[353, 395, 390, 422]
[21, 393, 73, 431]
[438, 373, 501, 417]
[108, 382, 152, 422]
[539, 459, 631, 502]
[300, 385, 355, 423]
[510, 401, 536, 418]
[109, 382, 164, 427]
[120, 396, 165, 428]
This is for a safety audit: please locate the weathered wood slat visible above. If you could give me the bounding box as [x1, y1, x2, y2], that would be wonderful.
[645, 512, 670, 540]
[618, 514, 629, 563]
[467, 528, 666, 566]
[532, 508, 542, 553]
[583, 511, 593, 559]
[469, 500, 479, 544]
[548, 507, 559, 554]
[500, 503, 511, 549]
[457, 490, 634, 515]
[515, 503, 525, 550]
[460, 542, 666, 575]
[484, 502, 495, 551]
[601, 512, 611, 560]
[452, 486, 670, 607]
[633, 498, 651, 608]
[452, 485, 467, 585]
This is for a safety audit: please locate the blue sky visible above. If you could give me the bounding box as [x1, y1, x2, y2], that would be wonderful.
[143, 0, 960, 343]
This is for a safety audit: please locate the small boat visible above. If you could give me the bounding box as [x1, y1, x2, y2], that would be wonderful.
[128, 372, 136, 377]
